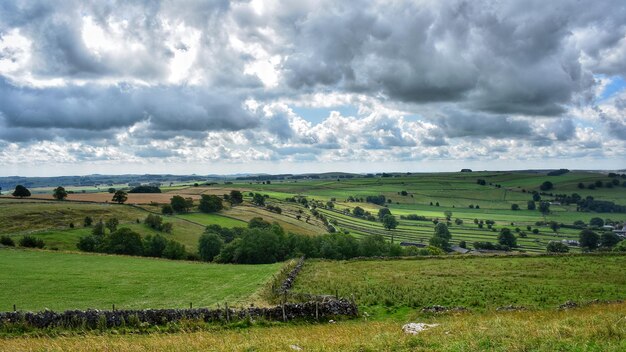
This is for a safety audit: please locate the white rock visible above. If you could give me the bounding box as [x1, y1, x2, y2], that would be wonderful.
[289, 344, 303, 351]
[402, 322, 440, 335]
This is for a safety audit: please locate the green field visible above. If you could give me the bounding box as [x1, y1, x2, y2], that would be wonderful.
[292, 255, 626, 310]
[3, 171, 625, 255]
[0, 249, 282, 311]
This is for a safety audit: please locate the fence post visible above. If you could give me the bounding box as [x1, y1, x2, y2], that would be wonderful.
[112, 304, 115, 311]
[315, 301, 319, 321]
[190, 302, 192, 309]
[225, 302, 230, 323]
[13, 304, 16, 312]
[282, 297, 286, 322]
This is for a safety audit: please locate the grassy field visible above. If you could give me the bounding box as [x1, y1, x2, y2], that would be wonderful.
[292, 255, 626, 309]
[2, 302, 625, 351]
[4, 171, 624, 253]
[0, 249, 282, 311]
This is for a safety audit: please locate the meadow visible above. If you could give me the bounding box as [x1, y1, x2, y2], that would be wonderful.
[292, 255, 626, 309]
[0, 249, 282, 311]
[2, 302, 625, 351]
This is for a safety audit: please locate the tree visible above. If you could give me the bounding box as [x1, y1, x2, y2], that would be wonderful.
[579, 229, 599, 251]
[546, 241, 569, 253]
[112, 190, 128, 204]
[229, 190, 243, 205]
[105, 218, 119, 233]
[540, 181, 554, 191]
[199, 194, 223, 213]
[443, 210, 453, 220]
[12, 185, 31, 198]
[532, 193, 541, 202]
[527, 201, 536, 210]
[539, 201, 550, 215]
[352, 206, 365, 217]
[170, 195, 191, 213]
[92, 221, 106, 237]
[83, 216, 93, 227]
[511, 204, 520, 211]
[108, 188, 116, 193]
[589, 217, 604, 228]
[251, 193, 265, 206]
[378, 207, 391, 220]
[498, 228, 517, 248]
[105, 228, 143, 255]
[430, 222, 451, 251]
[249, 217, 272, 229]
[52, 186, 68, 200]
[143, 234, 168, 257]
[600, 232, 621, 248]
[382, 214, 398, 231]
[162, 240, 186, 260]
[198, 233, 223, 262]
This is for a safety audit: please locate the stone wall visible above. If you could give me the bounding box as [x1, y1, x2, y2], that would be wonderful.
[0, 299, 358, 329]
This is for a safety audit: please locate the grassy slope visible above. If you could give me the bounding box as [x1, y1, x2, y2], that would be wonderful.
[2, 302, 625, 351]
[0, 249, 282, 311]
[292, 255, 626, 309]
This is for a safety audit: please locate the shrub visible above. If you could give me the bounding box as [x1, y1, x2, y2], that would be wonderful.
[511, 204, 520, 211]
[161, 204, 174, 215]
[0, 235, 15, 247]
[546, 241, 569, 253]
[19, 236, 45, 248]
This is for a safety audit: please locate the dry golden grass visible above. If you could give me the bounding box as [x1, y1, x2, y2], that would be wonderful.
[2, 302, 624, 351]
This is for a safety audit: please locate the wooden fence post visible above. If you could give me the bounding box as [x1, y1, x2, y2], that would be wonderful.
[225, 302, 230, 323]
[315, 301, 319, 321]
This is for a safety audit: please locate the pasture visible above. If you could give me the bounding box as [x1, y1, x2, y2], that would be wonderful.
[0, 249, 282, 311]
[292, 255, 626, 309]
[2, 302, 625, 351]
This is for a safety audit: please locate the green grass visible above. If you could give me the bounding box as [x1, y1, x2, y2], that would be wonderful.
[175, 212, 248, 228]
[292, 255, 626, 310]
[0, 249, 282, 311]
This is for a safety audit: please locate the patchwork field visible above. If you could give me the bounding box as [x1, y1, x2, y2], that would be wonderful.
[0, 249, 282, 311]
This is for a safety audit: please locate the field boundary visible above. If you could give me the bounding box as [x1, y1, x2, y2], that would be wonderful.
[0, 299, 358, 330]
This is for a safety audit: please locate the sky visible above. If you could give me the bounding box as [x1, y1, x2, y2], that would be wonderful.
[0, 0, 625, 177]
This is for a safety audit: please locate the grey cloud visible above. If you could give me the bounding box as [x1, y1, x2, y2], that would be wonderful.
[434, 111, 532, 138]
[0, 79, 259, 140]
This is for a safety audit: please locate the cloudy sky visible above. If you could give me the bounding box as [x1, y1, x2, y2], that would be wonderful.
[0, 0, 625, 176]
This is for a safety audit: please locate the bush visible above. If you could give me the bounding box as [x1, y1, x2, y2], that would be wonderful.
[0, 235, 15, 247]
[546, 241, 569, 253]
[19, 236, 45, 248]
[161, 204, 174, 215]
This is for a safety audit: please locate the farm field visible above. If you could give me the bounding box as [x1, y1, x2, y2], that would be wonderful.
[292, 255, 626, 310]
[0, 249, 282, 311]
[2, 302, 625, 351]
[3, 171, 624, 255]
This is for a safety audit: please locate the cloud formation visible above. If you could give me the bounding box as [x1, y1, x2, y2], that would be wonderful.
[0, 0, 625, 173]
